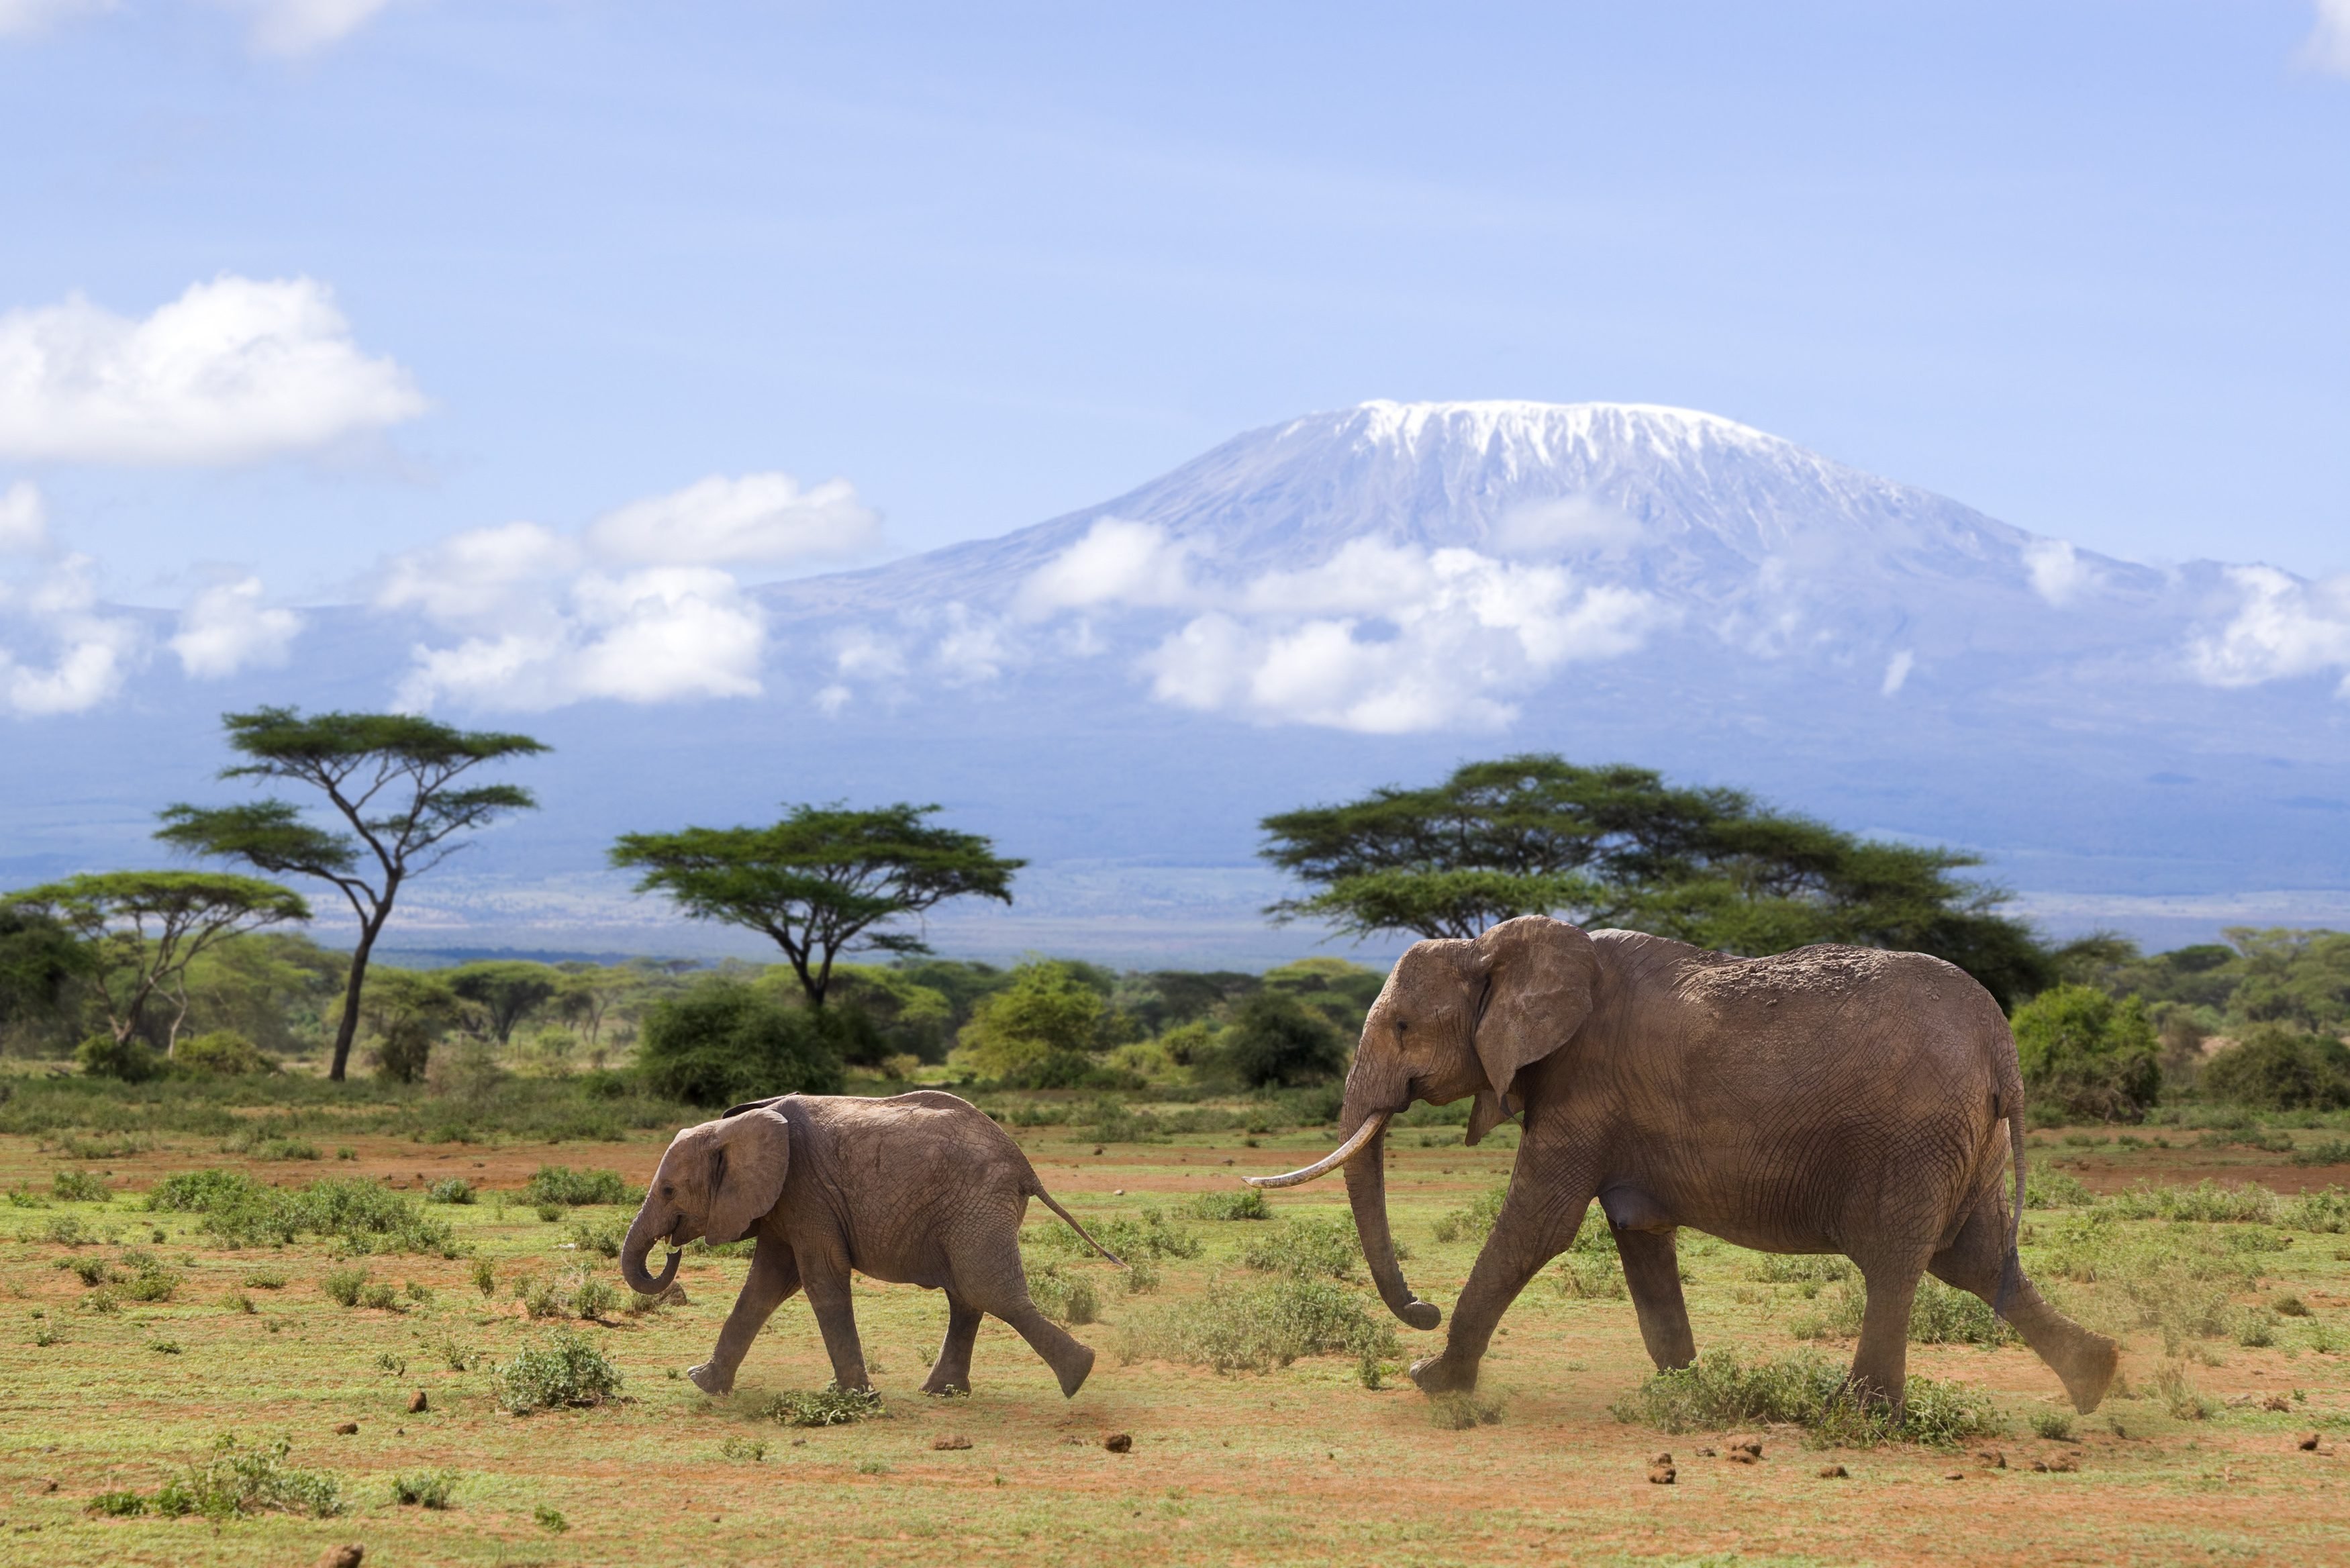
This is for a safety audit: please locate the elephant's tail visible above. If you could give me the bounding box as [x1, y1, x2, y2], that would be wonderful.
[1995, 1083, 2028, 1319]
[1029, 1183, 1125, 1268]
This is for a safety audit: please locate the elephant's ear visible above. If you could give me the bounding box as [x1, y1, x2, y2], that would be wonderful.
[1469, 916, 1598, 1114]
[705, 1106, 791, 1245]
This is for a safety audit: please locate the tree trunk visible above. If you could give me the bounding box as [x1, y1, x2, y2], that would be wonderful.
[329, 916, 385, 1082]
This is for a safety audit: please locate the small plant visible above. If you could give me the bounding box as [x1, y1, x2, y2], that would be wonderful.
[243, 1267, 289, 1290]
[856, 1458, 891, 1475]
[405, 1280, 434, 1305]
[64, 1255, 114, 1287]
[1183, 1189, 1272, 1222]
[523, 1165, 639, 1208]
[377, 1351, 409, 1377]
[88, 1489, 146, 1516]
[1026, 1261, 1100, 1326]
[1118, 1275, 1398, 1379]
[43, 1214, 90, 1246]
[226, 1290, 257, 1314]
[389, 1469, 457, 1509]
[34, 1322, 62, 1346]
[321, 1265, 369, 1307]
[2153, 1361, 2215, 1421]
[2275, 1293, 2312, 1318]
[148, 1338, 183, 1355]
[719, 1435, 769, 1461]
[535, 1504, 570, 1534]
[153, 1434, 344, 1520]
[1240, 1214, 1363, 1281]
[569, 1216, 626, 1259]
[493, 1329, 624, 1413]
[573, 1275, 619, 1320]
[1428, 1390, 1505, 1429]
[470, 1255, 497, 1297]
[53, 1170, 111, 1204]
[756, 1383, 887, 1427]
[1752, 1253, 1853, 1284]
[2030, 1410, 2075, 1441]
[518, 1275, 569, 1320]
[82, 1286, 122, 1314]
[429, 1332, 477, 1371]
[426, 1178, 476, 1205]
[534, 1202, 566, 1224]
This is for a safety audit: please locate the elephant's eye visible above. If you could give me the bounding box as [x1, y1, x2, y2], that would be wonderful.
[661, 1183, 674, 1199]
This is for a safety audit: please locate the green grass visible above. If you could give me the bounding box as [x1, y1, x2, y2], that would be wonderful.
[754, 1382, 887, 1426]
[1116, 1275, 1399, 1381]
[1610, 1349, 2006, 1448]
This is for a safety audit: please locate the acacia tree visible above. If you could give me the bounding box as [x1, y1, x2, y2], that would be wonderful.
[156, 707, 547, 1081]
[611, 802, 1022, 1008]
[445, 961, 559, 1045]
[1262, 754, 2056, 1009]
[5, 871, 309, 1054]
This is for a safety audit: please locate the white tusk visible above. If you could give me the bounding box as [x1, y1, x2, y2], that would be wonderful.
[1242, 1112, 1391, 1189]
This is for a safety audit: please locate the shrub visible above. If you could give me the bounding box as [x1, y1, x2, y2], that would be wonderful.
[426, 1178, 476, 1205]
[2011, 985, 2161, 1122]
[951, 961, 1106, 1081]
[1183, 1189, 1271, 1222]
[358, 1281, 401, 1311]
[242, 1267, 288, 1289]
[2282, 1187, 2349, 1232]
[2201, 1026, 2350, 1112]
[471, 1255, 498, 1297]
[756, 1383, 886, 1426]
[389, 1470, 458, 1509]
[524, 1165, 639, 1208]
[2031, 1410, 2074, 1440]
[1751, 1252, 1851, 1284]
[1907, 1277, 2013, 1346]
[570, 1215, 625, 1258]
[322, 1266, 370, 1307]
[1434, 1185, 1509, 1244]
[636, 983, 846, 1107]
[1221, 991, 1349, 1089]
[2108, 1180, 2278, 1224]
[153, 1434, 342, 1520]
[177, 1030, 274, 1077]
[87, 1489, 146, 1516]
[76, 1034, 162, 1083]
[119, 1256, 180, 1302]
[52, 1169, 109, 1204]
[1610, 1349, 2004, 1447]
[1117, 1275, 1398, 1380]
[1240, 1214, 1363, 1281]
[2024, 1169, 2098, 1209]
[493, 1330, 623, 1412]
[150, 1171, 455, 1256]
[573, 1274, 619, 1320]
[1027, 1261, 1100, 1325]
[535, 1504, 571, 1533]
[1428, 1390, 1505, 1429]
[42, 1214, 89, 1246]
[2153, 1361, 2214, 1421]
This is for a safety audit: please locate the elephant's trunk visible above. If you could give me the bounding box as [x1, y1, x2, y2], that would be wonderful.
[1342, 1116, 1442, 1331]
[620, 1205, 681, 1298]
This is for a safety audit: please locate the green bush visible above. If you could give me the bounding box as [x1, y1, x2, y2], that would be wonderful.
[2024, 1168, 2098, 1209]
[1182, 1189, 1271, 1222]
[426, 1177, 475, 1204]
[153, 1435, 342, 1520]
[76, 1034, 162, 1083]
[524, 1165, 638, 1208]
[51, 1170, 109, 1204]
[1116, 1275, 1398, 1379]
[636, 983, 845, 1107]
[177, 1030, 274, 1077]
[1610, 1349, 2004, 1447]
[1026, 1261, 1100, 1325]
[493, 1330, 624, 1413]
[322, 1265, 370, 1307]
[1240, 1214, 1363, 1281]
[1751, 1251, 1851, 1283]
[2200, 1026, 2350, 1112]
[1027, 1204, 1200, 1262]
[2012, 985, 2161, 1122]
[2107, 1179, 2277, 1224]
[1428, 1390, 1505, 1429]
[1221, 990, 1349, 1088]
[569, 1215, 626, 1258]
[756, 1383, 885, 1426]
[150, 1170, 455, 1255]
[1434, 1184, 1509, 1244]
[2282, 1186, 2349, 1232]
[389, 1470, 458, 1509]
[87, 1489, 146, 1517]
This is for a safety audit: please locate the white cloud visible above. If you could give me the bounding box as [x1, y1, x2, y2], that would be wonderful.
[1136, 545, 1669, 733]
[2187, 565, 2350, 693]
[217, 0, 398, 55]
[0, 0, 112, 39]
[0, 480, 46, 554]
[2307, 0, 2350, 77]
[1016, 518, 1197, 617]
[1493, 495, 1644, 556]
[1881, 648, 1914, 697]
[170, 576, 303, 679]
[0, 552, 142, 716]
[395, 567, 766, 711]
[0, 275, 425, 464]
[378, 522, 579, 624]
[2022, 538, 2093, 607]
[585, 473, 879, 569]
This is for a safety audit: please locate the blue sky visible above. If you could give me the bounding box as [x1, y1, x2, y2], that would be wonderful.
[2, 0, 2347, 622]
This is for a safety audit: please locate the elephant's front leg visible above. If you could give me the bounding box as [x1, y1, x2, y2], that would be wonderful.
[799, 1261, 872, 1393]
[1616, 1228, 1696, 1371]
[1411, 1173, 1594, 1394]
[689, 1239, 801, 1395]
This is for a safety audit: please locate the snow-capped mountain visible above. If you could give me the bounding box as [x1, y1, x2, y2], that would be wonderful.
[5, 401, 2346, 962]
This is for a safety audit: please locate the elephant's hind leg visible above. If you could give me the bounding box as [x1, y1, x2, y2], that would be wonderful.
[1845, 1251, 1930, 1412]
[1928, 1187, 2118, 1414]
[1615, 1228, 1696, 1371]
[923, 1291, 983, 1396]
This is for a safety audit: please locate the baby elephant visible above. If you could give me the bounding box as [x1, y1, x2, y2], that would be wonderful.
[619, 1089, 1118, 1399]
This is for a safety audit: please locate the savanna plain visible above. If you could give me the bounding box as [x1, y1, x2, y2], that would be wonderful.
[1, 1075, 2345, 1568]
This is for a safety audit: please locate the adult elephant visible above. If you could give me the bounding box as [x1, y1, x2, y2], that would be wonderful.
[1246, 916, 2118, 1413]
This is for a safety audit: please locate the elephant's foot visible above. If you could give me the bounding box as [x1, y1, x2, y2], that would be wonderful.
[1051, 1342, 1095, 1400]
[920, 1371, 972, 1397]
[2053, 1330, 2120, 1414]
[685, 1363, 734, 1395]
[1408, 1352, 1480, 1395]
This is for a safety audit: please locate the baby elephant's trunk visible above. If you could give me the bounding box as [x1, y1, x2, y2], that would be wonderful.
[620, 1204, 681, 1297]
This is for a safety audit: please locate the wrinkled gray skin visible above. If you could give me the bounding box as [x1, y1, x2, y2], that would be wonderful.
[1282, 916, 2118, 1414]
[620, 1089, 1114, 1400]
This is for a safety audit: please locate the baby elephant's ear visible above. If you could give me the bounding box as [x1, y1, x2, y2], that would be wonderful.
[705, 1106, 791, 1244]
